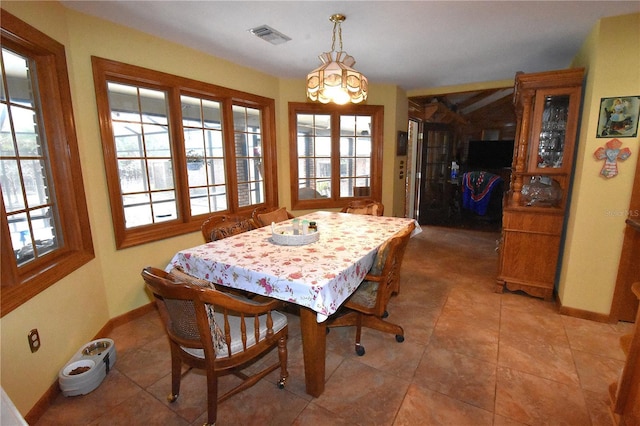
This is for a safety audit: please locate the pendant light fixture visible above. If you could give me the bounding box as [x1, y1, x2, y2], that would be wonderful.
[306, 14, 368, 105]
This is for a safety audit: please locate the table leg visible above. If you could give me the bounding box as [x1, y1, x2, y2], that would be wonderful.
[299, 306, 326, 397]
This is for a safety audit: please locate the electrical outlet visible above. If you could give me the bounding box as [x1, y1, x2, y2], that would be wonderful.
[28, 329, 40, 353]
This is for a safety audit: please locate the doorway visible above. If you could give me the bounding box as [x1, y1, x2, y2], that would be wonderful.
[407, 88, 516, 231]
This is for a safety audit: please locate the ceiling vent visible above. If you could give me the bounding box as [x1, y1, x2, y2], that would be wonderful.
[248, 25, 291, 45]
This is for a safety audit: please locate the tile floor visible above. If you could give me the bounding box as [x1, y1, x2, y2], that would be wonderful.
[34, 226, 633, 425]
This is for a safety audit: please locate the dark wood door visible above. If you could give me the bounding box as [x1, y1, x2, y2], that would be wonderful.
[610, 164, 640, 323]
[418, 124, 454, 225]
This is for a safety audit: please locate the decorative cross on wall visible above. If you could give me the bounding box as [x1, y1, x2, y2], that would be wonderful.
[594, 138, 632, 178]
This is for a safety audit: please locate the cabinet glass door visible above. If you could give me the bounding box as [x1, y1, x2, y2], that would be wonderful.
[535, 94, 570, 169]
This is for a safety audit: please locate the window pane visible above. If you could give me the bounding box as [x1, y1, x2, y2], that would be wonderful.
[339, 115, 372, 198]
[204, 130, 223, 155]
[148, 159, 174, 190]
[140, 88, 168, 125]
[203, 99, 222, 129]
[30, 206, 58, 254]
[340, 137, 355, 156]
[233, 105, 264, 207]
[108, 82, 141, 120]
[151, 190, 176, 221]
[182, 95, 203, 127]
[0, 104, 14, 156]
[208, 188, 228, 212]
[12, 106, 41, 156]
[356, 157, 371, 176]
[340, 178, 353, 197]
[1, 159, 23, 211]
[184, 128, 204, 151]
[208, 158, 226, 184]
[118, 159, 146, 192]
[114, 122, 143, 157]
[340, 115, 356, 136]
[22, 159, 52, 207]
[340, 158, 355, 177]
[181, 95, 228, 215]
[3, 49, 34, 108]
[8, 212, 28, 265]
[11, 210, 58, 267]
[296, 113, 332, 197]
[189, 187, 209, 215]
[356, 138, 372, 156]
[143, 124, 171, 157]
[1, 47, 62, 266]
[123, 193, 151, 228]
[108, 82, 174, 228]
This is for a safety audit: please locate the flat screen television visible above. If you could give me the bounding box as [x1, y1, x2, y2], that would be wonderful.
[466, 140, 514, 170]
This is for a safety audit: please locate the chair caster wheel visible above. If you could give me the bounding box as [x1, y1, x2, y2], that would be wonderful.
[382, 310, 389, 319]
[167, 393, 179, 403]
[355, 345, 365, 356]
[395, 335, 404, 343]
[277, 378, 286, 389]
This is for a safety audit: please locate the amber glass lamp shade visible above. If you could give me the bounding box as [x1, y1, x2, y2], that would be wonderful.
[306, 14, 368, 105]
[306, 51, 368, 105]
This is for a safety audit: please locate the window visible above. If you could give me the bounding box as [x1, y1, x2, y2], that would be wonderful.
[92, 58, 277, 248]
[289, 102, 383, 210]
[0, 11, 94, 316]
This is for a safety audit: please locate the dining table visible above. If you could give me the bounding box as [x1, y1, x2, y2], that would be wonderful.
[166, 210, 421, 397]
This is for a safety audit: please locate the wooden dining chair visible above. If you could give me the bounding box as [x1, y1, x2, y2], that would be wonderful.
[326, 222, 414, 356]
[201, 214, 254, 242]
[141, 266, 288, 426]
[340, 199, 384, 216]
[251, 206, 294, 228]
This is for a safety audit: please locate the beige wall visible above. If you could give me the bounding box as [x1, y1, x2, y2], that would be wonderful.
[0, 1, 405, 415]
[558, 13, 640, 313]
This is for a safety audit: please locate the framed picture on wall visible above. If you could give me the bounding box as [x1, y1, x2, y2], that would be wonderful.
[596, 96, 640, 138]
[397, 131, 408, 156]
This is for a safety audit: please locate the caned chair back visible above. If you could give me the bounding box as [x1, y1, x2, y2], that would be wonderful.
[340, 199, 384, 216]
[142, 268, 212, 353]
[201, 214, 253, 242]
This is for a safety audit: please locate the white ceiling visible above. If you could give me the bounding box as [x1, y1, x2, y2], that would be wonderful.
[61, 1, 639, 91]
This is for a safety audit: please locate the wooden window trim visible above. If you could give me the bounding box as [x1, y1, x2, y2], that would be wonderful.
[1, 10, 95, 317]
[92, 57, 278, 249]
[288, 102, 383, 210]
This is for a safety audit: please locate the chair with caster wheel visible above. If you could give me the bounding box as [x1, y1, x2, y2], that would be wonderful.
[141, 266, 289, 426]
[325, 222, 414, 356]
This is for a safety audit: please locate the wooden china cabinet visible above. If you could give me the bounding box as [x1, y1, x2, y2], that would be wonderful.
[496, 68, 584, 300]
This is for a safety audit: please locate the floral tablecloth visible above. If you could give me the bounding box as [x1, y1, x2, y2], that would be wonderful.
[167, 211, 420, 322]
